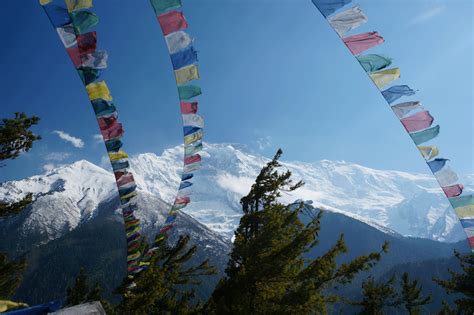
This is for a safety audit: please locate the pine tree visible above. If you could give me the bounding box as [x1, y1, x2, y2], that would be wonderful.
[399, 272, 432, 315]
[0, 112, 40, 163]
[207, 149, 387, 314]
[0, 112, 40, 217]
[353, 276, 399, 315]
[66, 268, 102, 306]
[0, 253, 26, 299]
[433, 251, 474, 314]
[117, 235, 216, 314]
[0, 112, 40, 303]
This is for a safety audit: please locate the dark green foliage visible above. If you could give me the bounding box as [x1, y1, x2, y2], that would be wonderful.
[66, 268, 102, 306]
[400, 272, 432, 315]
[0, 112, 40, 165]
[208, 149, 386, 314]
[434, 251, 474, 314]
[353, 276, 399, 315]
[117, 235, 216, 314]
[0, 113, 39, 301]
[0, 253, 26, 299]
[0, 193, 33, 218]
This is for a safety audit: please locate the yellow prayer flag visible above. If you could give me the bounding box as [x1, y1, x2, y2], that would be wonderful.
[369, 68, 400, 89]
[175, 64, 199, 85]
[39, 0, 52, 5]
[417, 145, 439, 160]
[120, 191, 137, 201]
[454, 205, 474, 219]
[184, 129, 203, 145]
[109, 151, 128, 161]
[65, 0, 93, 12]
[0, 300, 29, 312]
[86, 81, 112, 101]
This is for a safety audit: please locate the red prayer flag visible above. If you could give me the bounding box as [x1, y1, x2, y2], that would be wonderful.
[184, 154, 201, 165]
[180, 101, 198, 114]
[100, 121, 124, 140]
[66, 47, 83, 68]
[343, 32, 384, 55]
[400, 111, 434, 132]
[77, 31, 97, 55]
[442, 184, 464, 198]
[175, 197, 191, 205]
[157, 11, 188, 36]
[468, 236, 474, 248]
[117, 173, 135, 187]
[97, 114, 117, 129]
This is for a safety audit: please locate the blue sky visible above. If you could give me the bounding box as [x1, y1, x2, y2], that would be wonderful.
[0, 0, 472, 182]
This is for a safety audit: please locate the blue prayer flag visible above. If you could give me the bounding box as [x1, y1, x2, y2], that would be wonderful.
[427, 158, 449, 173]
[311, 0, 352, 17]
[382, 85, 416, 104]
[171, 46, 198, 70]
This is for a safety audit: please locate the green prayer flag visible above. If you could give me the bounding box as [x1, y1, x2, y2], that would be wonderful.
[71, 10, 99, 34]
[356, 54, 392, 73]
[409, 125, 440, 145]
[449, 195, 474, 209]
[178, 85, 202, 100]
[150, 0, 182, 15]
[77, 67, 100, 85]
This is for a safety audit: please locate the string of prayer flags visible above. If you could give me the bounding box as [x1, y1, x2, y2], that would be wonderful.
[148, 0, 204, 250]
[40, 0, 146, 278]
[310, 0, 473, 251]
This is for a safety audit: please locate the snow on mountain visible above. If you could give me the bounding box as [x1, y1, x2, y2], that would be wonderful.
[0, 160, 116, 245]
[1, 143, 471, 246]
[128, 143, 472, 242]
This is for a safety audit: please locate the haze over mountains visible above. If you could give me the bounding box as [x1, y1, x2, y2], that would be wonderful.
[1, 143, 470, 247]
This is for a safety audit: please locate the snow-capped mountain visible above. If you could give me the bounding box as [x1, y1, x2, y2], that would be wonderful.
[0, 143, 471, 245]
[127, 143, 471, 242]
[0, 160, 116, 247]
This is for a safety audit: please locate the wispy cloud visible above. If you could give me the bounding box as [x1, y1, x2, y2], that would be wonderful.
[92, 134, 103, 144]
[52, 130, 84, 148]
[408, 5, 446, 26]
[255, 136, 272, 151]
[42, 163, 56, 172]
[44, 152, 71, 161]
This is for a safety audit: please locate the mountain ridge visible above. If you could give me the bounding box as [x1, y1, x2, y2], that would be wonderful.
[1, 143, 471, 245]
